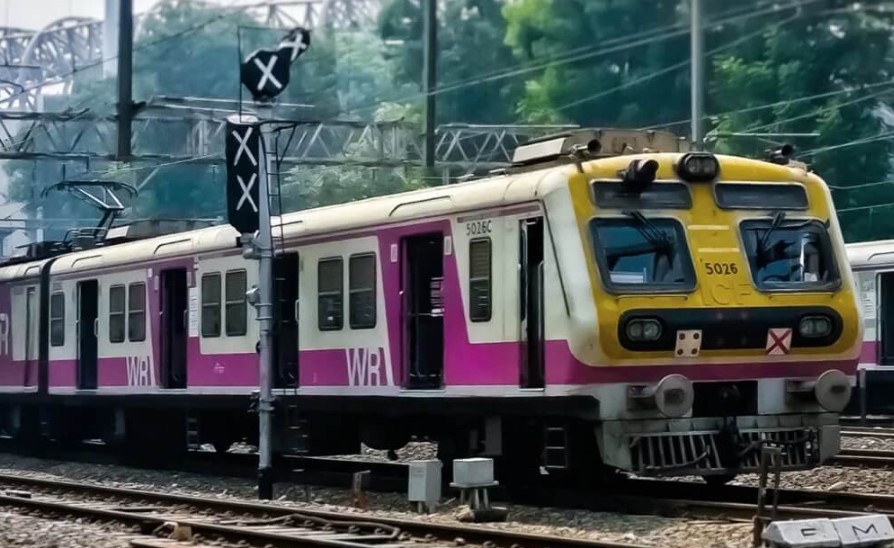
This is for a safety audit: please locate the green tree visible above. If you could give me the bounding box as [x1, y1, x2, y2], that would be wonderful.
[379, 0, 521, 124]
[709, 2, 894, 242]
[502, 0, 692, 126]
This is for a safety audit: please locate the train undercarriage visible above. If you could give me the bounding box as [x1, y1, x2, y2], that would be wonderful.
[0, 393, 841, 487]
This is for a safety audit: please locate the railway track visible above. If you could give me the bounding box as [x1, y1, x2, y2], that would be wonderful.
[842, 427, 894, 438]
[0, 472, 650, 548]
[1, 468, 894, 542]
[830, 448, 894, 468]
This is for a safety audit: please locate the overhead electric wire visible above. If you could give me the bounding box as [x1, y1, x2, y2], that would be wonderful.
[642, 80, 894, 131]
[391, 0, 783, 100]
[553, 14, 799, 112]
[798, 129, 894, 158]
[345, 0, 821, 116]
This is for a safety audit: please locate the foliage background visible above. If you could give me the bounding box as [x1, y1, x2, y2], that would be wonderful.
[7, 0, 894, 242]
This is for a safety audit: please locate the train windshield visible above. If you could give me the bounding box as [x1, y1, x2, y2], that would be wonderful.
[589, 215, 695, 292]
[741, 217, 840, 290]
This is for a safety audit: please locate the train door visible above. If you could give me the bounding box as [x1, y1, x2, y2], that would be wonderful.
[879, 272, 894, 365]
[77, 280, 98, 390]
[161, 269, 188, 389]
[519, 218, 545, 389]
[273, 252, 299, 388]
[403, 234, 444, 389]
[24, 287, 37, 386]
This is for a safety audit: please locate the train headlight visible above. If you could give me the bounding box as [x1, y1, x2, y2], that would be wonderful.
[677, 152, 719, 182]
[798, 315, 832, 338]
[625, 318, 663, 342]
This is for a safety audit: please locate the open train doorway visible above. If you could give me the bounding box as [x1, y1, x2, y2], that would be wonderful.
[161, 269, 188, 389]
[77, 280, 98, 390]
[403, 234, 444, 390]
[879, 272, 894, 365]
[520, 217, 545, 389]
[273, 252, 299, 388]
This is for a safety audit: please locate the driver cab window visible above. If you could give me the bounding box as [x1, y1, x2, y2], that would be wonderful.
[589, 216, 695, 292]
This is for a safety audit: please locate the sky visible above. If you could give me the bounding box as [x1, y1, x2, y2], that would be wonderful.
[0, 0, 237, 30]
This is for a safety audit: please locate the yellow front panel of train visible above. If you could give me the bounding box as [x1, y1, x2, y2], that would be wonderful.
[570, 154, 860, 365]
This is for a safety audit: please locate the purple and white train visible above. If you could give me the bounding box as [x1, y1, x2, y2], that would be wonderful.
[0, 130, 861, 482]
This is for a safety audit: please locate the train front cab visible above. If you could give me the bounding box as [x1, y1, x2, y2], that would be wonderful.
[570, 152, 861, 480]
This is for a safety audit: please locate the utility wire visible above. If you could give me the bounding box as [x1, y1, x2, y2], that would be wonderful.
[799, 129, 894, 158]
[553, 13, 800, 112]
[345, 0, 821, 116]
[642, 80, 894, 131]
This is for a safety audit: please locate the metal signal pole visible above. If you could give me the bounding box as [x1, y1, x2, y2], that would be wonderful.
[256, 111, 275, 500]
[690, 0, 704, 150]
[422, 0, 437, 169]
[117, 0, 134, 160]
[234, 27, 310, 500]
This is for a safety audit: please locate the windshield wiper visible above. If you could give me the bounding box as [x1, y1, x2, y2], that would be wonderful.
[622, 210, 674, 254]
[759, 210, 786, 249]
[756, 210, 787, 266]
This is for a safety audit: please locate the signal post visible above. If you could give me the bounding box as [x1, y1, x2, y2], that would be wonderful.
[226, 28, 310, 499]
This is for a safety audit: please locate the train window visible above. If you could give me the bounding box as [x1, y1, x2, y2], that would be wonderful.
[318, 258, 343, 331]
[202, 273, 222, 338]
[469, 238, 492, 322]
[349, 254, 377, 329]
[715, 183, 808, 210]
[50, 292, 64, 347]
[109, 285, 126, 343]
[225, 270, 247, 336]
[589, 216, 696, 292]
[741, 218, 840, 290]
[128, 283, 146, 342]
[592, 182, 692, 209]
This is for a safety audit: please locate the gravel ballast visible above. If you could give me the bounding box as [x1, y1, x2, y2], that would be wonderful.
[841, 434, 894, 451]
[0, 452, 753, 548]
[0, 509, 135, 547]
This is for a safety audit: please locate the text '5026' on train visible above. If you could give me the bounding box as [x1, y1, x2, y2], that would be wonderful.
[0, 128, 860, 484]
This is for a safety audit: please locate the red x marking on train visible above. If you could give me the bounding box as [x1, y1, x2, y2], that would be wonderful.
[765, 328, 792, 356]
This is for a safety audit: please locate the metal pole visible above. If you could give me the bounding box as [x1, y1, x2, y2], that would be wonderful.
[422, 0, 437, 169]
[116, 0, 134, 160]
[257, 111, 275, 500]
[690, 0, 704, 150]
[103, 0, 119, 79]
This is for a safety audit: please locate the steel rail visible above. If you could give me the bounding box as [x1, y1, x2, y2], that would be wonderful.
[0, 473, 651, 548]
[830, 448, 894, 468]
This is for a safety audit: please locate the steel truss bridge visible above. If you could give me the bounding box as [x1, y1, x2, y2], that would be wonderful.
[0, 0, 568, 245]
[0, 0, 382, 111]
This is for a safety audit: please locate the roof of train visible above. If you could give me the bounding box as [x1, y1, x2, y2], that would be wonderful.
[0, 161, 561, 281]
[846, 240, 894, 268]
[0, 152, 814, 281]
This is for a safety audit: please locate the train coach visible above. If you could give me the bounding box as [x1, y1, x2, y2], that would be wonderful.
[0, 129, 860, 484]
[846, 241, 894, 416]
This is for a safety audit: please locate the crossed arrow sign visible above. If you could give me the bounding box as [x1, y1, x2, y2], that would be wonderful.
[236, 173, 258, 213]
[253, 56, 282, 92]
[232, 127, 258, 167]
[241, 27, 310, 100]
[230, 126, 259, 213]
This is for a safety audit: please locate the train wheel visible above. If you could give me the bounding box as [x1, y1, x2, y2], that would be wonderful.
[703, 474, 736, 486]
